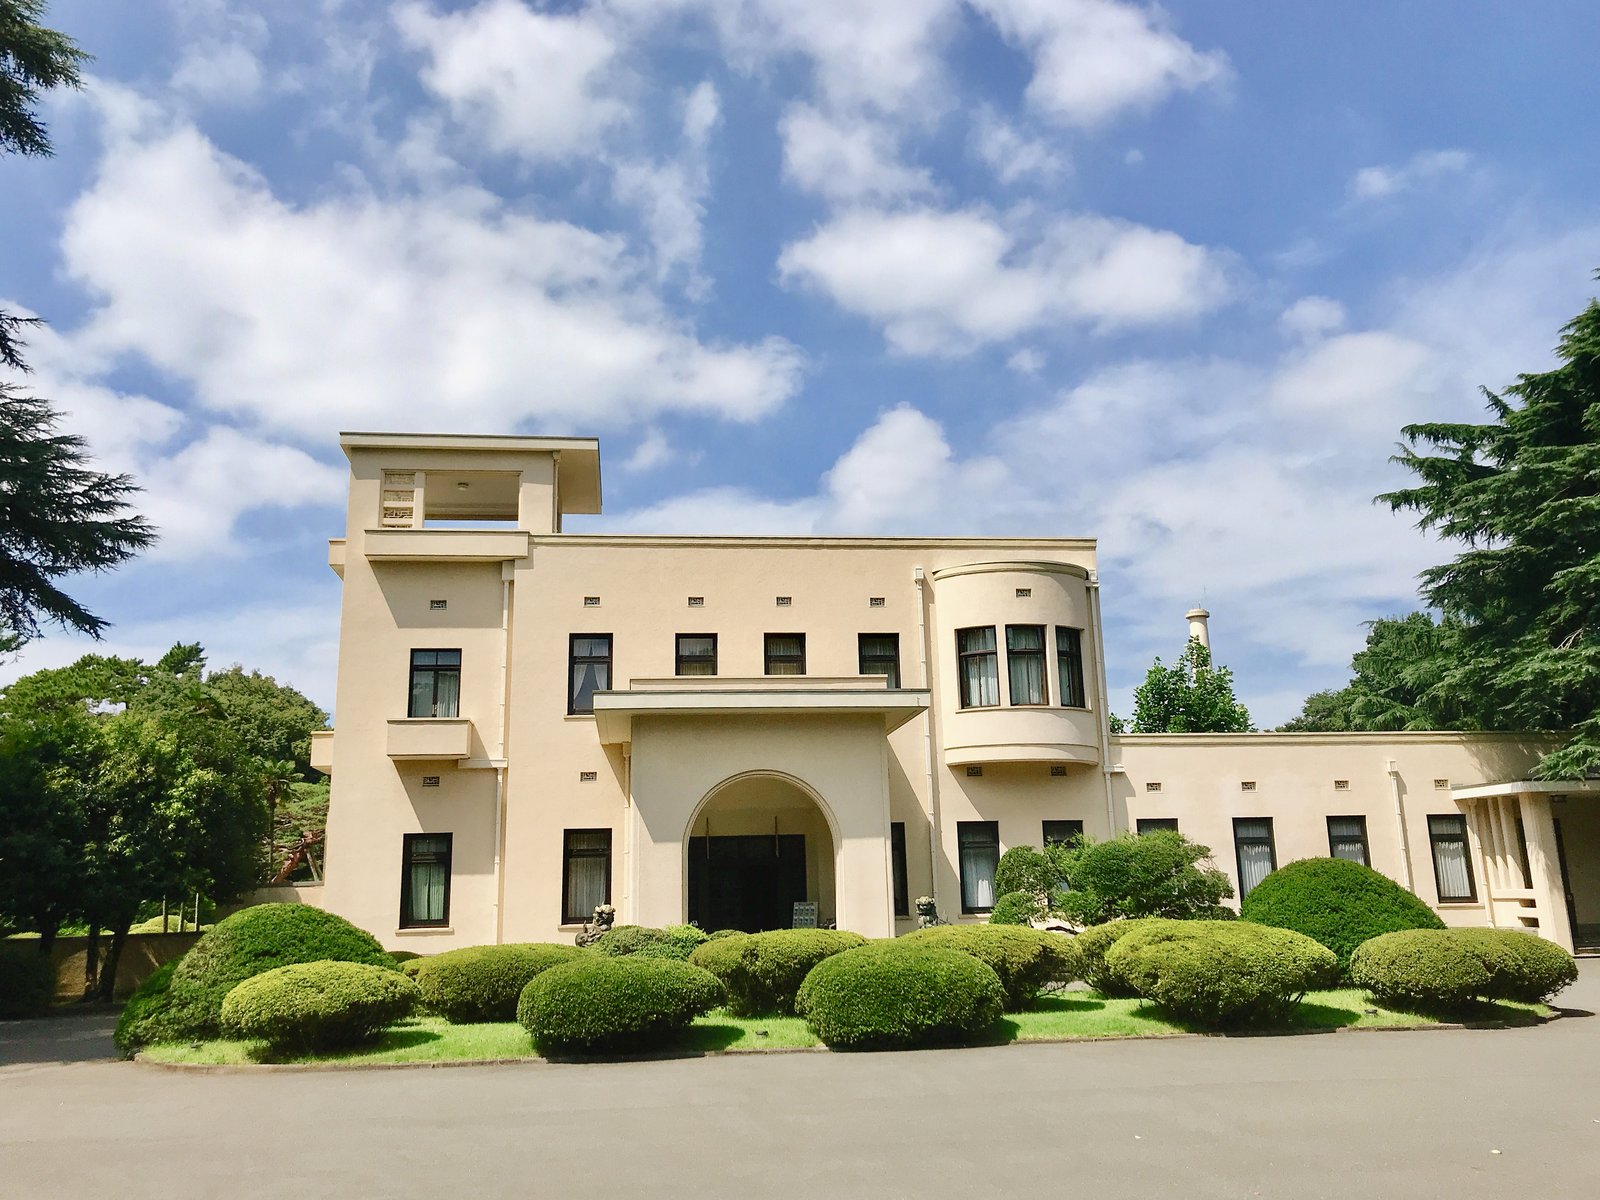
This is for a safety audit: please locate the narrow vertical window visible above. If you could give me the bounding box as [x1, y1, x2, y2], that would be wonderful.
[1136, 817, 1179, 835]
[408, 649, 461, 718]
[957, 821, 1000, 913]
[675, 634, 717, 677]
[568, 635, 612, 714]
[562, 829, 612, 924]
[890, 821, 909, 918]
[858, 633, 900, 687]
[1327, 816, 1370, 865]
[1233, 818, 1277, 898]
[956, 626, 999, 708]
[1006, 624, 1048, 705]
[1428, 815, 1476, 902]
[1056, 626, 1086, 708]
[1042, 819, 1084, 847]
[764, 633, 806, 675]
[399, 833, 452, 928]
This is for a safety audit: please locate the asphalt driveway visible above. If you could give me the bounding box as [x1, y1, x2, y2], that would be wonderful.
[3, 965, 1598, 1200]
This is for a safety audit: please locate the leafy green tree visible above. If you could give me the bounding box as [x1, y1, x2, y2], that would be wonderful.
[1054, 829, 1235, 926]
[1126, 637, 1253, 733]
[1380, 292, 1600, 777]
[205, 666, 329, 777]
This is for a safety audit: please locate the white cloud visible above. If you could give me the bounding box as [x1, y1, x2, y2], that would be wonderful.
[1278, 295, 1346, 342]
[612, 81, 722, 293]
[1349, 149, 1472, 202]
[777, 206, 1231, 353]
[969, 106, 1066, 185]
[779, 104, 933, 203]
[397, 0, 627, 162]
[58, 101, 803, 439]
[971, 0, 1228, 128]
[170, 42, 264, 105]
[1007, 347, 1045, 375]
[621, 429, 678, 473]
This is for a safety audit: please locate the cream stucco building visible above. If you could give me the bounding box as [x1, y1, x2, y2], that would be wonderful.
[311, 433, 1600, 954]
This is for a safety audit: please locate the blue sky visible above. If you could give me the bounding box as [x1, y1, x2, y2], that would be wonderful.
[3, 0, 1598, 724]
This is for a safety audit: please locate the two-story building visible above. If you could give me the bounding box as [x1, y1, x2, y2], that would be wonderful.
[311, 433, 1600, 954]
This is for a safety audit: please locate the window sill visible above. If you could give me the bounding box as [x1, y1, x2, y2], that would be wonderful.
[395, 926, 453, 935]
[564, 713, 597, 721]
[1436, 901, 1481, 908]
[957, 705, 1001, 712]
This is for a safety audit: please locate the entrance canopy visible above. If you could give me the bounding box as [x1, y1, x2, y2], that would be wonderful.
[592, 676, 930, 746]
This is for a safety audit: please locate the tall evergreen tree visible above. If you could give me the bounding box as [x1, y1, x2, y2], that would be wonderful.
[1380, 291, 1600, 777]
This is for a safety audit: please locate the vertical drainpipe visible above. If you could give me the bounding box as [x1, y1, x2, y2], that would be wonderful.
[493, 563, 513, 945]
[914, 566, 943, 920]
[1088, 571, 1118, 836]
[1387, 758, 1414, 891]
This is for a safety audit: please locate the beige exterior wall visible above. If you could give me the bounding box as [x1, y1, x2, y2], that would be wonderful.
[316, 433, 1593, 954]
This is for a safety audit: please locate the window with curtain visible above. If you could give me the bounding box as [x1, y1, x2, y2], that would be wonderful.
[563, 829, 612, 924]
[858, 633, 900, 688]
[957, 626, 999, 708]
[890, 822, 909, 917]
[1056, 626, 1086, 708]
[1327, 815, 1369, 865]
[1233, 818, 1276, 898]
[675, 634, 717, 676]
[408, 649, 461, 718]
[764, 633, 806, 675]
[957, 821, 1000, 913]
[1428, 815, 1476, 902]
[1042, 819, 1084, 847]
[400, 833, 451, 928]
[1137, 817, 1179, 834]
[568, 635, 612, 714]
[1006, 625, 1048, 705]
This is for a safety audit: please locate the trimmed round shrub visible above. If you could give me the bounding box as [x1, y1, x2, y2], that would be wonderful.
[1240, 857, 1444, 971]
[901, 925, 1078, 1011]
[114, 960, 183, 1057]
[1450, 928, 1578, 1003]
[398, 958, 426, 979]
[0, 944, 55, 1020]
[1350, 929, 1490, 1015]
[415, 943, 585, 1022]
[1106, 920, 1337, 1028]
[988, 892, 1037, 926]
[1072, 918, 1168, 997]
[165, 905, 396, 1038]
[795, 942, 1005, 1049]
[688, 929, 867, 1016]
[389, 950, 420, 964]
[220, 961, 419, 1054]
[516, 956, 724, 1053]
[705, 929, 743, 941]
[591, 924, 710, 961]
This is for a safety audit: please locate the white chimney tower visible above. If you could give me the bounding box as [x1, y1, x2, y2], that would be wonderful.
[1185, 607, 1211, 652]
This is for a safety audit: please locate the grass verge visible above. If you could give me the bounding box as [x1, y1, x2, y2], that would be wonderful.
[138, 991, 1549, 1066]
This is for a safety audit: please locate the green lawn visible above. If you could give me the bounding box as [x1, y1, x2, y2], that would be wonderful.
[138, 989, 1549, 1067]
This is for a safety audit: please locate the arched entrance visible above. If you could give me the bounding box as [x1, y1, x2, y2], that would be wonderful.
[685, 772, 838, 932]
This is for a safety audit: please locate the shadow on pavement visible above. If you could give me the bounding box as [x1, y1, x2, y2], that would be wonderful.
[0, 1008, 119, 1068]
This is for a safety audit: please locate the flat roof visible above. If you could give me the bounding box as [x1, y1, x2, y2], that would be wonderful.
[591, 683, 931, 745]
[339, 432, 601, 515]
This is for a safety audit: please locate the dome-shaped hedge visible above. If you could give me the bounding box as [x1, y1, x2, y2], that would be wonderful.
[795, 942, 1005, 1049]
[220, 961, 419, 1054]
[517, 956, 724, 1053]
[1072, 918, 1169, 997]
[590, 924, 709, 961]
[688, 929, 866, 1016]
[415, 943, 585, 1022]
[1350, 927, 1577, 1014]
[900, 925, 1078, 1011]
[1105, 919, 1337, 1027]
[1240, 857, 1443, 970]
[165, 905, 396, 1038]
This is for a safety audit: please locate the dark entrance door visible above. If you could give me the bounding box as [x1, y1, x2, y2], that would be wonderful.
[687, 834, 807, 932]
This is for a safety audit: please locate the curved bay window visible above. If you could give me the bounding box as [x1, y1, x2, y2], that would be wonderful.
[1055, 626, 1086, 708]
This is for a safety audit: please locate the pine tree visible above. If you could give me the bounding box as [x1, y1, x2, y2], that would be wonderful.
[1381, 292, 1600, 776]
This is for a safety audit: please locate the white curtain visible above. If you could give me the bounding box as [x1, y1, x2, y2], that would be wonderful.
[432, 669, 460, 718]
[565, 831, 611, 921]
[407, 836, 449, 923]
[1430, 817, 1473, 899]
[1235, 820, 1275, 896]
[958, 627, 998, 707]
[1328, 817, 1367, 864]
[766, 634, 804, 675]
[959, 824, 998, 910]
[1007, 625, 1046, 704]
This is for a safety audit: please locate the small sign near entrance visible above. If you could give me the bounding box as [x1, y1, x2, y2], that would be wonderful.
[791, 902, 818, 929]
